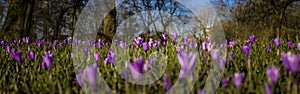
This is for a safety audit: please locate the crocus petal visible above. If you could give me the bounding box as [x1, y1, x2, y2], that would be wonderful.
[164, 75, 171, 91]
[281, 52, 292, 71]
[249, 35, 256, 42]
[143, 43, 148, 51]
[229, 40, 236, 47]
[172, 32, 177, 39]
[265, 83, 272, 94]
[11, 49, 22, 63]
[297, 43, 300, 51]
[76, 69, 84, 87]
[85, 63, 98, 88]
[287, 40, 293, 48]
[241, 45, 251, 59]
[222, 78, 228, 86]
[273, 38, 281, 46]
[267, 43, 271, 53]
[27, 50, 35, 61]
[231, 72, 244, 88]
[162, 33, 167, 40]
[267, 66, 280, 84]
[94, 52, 100, 62]
[177, 51, 198, 80]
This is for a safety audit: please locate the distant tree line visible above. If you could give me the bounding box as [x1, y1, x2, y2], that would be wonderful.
[211, 0, 300, 40]
[0, 0, 299, 42]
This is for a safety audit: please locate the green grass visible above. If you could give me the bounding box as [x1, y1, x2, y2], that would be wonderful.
[0, 38, 299, 94]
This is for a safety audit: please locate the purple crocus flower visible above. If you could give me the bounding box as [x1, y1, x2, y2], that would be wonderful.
[245, 40, 252, 47]
[148, 38, 154, 47]
[172, 32, 178, 39]
[131, 44, 135, 50]
[27, 50, 35, 61]
[222, 78, 228, 86]
[87, 40, 93, 46]
[142, 43, 148, 51]
[206, 36, 211, 43]
[162, 33, 167, 40]
[189, 39, 194, 49]
[162, 47, 165, 54]
[229, 40, 236, 47]
[249, 35, 256, 42]
[35, 40, 41, 48]
[163, 74, 171, 91]
[152, 43, 157, 48]
[114, 39, 118, 45]
[97, 40, 103, 49]
[94, 52, 100, 63]
[144, 56, 154, 72]
[267, 66, 280, 84]
[202, 42, 207, 51]
[11, 49, 22, 63]
[296, 43, 300, 51]
[195, 42, 199, 48]
[265, 83, 272, 94]
[267, 43, 271, 53]
[176, 47, 181, 53]
[210, 49, 226, 67]
[219, 56, 227, 67]
[70, 52, 73, 58]
[52, 44, 57, 50]
[82, 41, 86, 45]
[129, 56, 144, 81]
[177, 51, 198, 80]
[22, 37, 29, 44]
[281, 51, 300, 75]
[41, 51, 54, 70]
[241, 44, 251, 59]
[1, 40, 5, 46]
[83, 48, 88, 55]
[281, 52, 291, 70]
[63, 39, 67, 44]
[287, 40, 293, 48]
[67, 37, 72, 41]
[231, 72, 244, 88]
[59, 42, 63, 47]
[104, 49, 116, 65]
[13, 40, 17, 44]
[85, 63, 98, 88]
[134, 37, 142, 45]
[273, 38, 281, 46]
[54, 40, 59, 44]
[6, 45, 11, 53]
[183, 36, 188, 44]
[210, 50, 219, 60]
[225, 39, 229, 47]
[120, 41, 126, 48]
[76, 69, 84, 87]
[157, 41, 161, 46]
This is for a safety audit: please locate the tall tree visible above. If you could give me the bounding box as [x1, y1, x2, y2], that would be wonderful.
[1, 0, 36, 40]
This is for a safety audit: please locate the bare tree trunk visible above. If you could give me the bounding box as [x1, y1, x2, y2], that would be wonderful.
[23, 0, 35, 39]
[0, 0, 35, 40]
[102, 0, 116, 43]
